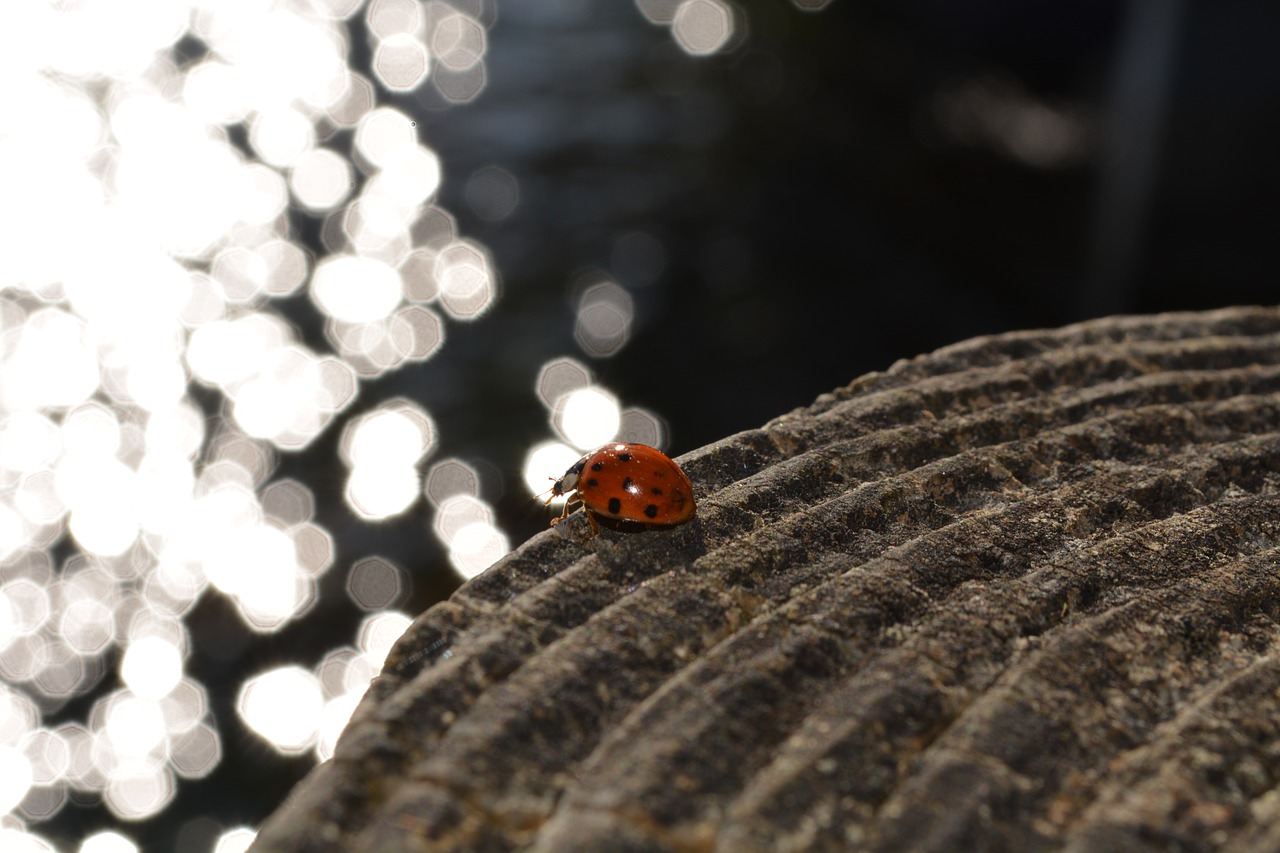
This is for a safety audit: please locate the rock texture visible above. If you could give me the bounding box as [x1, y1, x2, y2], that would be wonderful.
[251, 306, 1280, 852]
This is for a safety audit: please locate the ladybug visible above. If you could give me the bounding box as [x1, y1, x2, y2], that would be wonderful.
[547, 443, 696, 534]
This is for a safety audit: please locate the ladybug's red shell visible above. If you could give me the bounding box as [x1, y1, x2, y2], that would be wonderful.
[550, 443, 695, 529]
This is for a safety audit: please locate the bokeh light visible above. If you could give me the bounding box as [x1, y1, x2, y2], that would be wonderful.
[435, 240, 498, 320]
[376, 144, 443, 208]
[169, 721, 220, 780]
[102, 693, 166, 762]
[213, 827, 257, 853]
[466, 166, 519, 222]
[928, 74, 1092, 169]
[25, 728, 69, 787]
[342, 401, 434, 519]
[554, 386, 623, 450]
[522, 442, 583, 503]
[0, 0, 710, 846]
[672, 0, 739, 55]
[366, 0, 420, 37]
[636, 0, 681, 25]
[316, 690, 363, 762]
[237, 667, 324, 755]
[373, 34, 431, 92]
[307, 611, 412, 760]
[445, 521, 510, 580]
[290, 148, 353, 211]
[1, 310, 99, 411]
[423, 458, 480, 506]
[120, 637, 183, 701]
[249, 107, 315, 168]
[574, 281, 634, 357]
[0, 827, 57, 853]
[431, 495, 509, 579]
[80, 831, 138, 853]
[311, 255, 403, 323]
[103, 764, 176, 821]
[354, 107, 417, 168]
[0, 744, 34, 813]
[618, 408, 668, 448]
[261, 479, 315, 528]
[346, 557, 405, 611]
[432, 11, 487, 72]
[202, 518, 316, 632]
[536, 358, 593, 410]
[358, 612, 413, 670]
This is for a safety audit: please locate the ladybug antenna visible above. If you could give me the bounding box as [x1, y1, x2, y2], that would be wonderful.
[524, 480, 559, 508]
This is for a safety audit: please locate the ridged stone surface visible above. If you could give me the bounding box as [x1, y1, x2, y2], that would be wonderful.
[251, 306, 1280, 853]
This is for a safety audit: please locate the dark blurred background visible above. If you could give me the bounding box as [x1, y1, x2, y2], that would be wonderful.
[415, 0, 1278, 480]
[29, 0, 1280, 848]
[372, 0, 1278, 586]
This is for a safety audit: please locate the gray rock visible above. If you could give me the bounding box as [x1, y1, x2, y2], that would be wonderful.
[252, 306, 1280, 852]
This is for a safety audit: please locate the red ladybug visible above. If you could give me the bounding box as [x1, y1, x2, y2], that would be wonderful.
[547, 443, 696, 534]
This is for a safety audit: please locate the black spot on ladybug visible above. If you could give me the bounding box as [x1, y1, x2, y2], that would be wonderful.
[622, 477, 639, 494]
[607, 497, 622, 514]
[617, 453, 632, 462]
[671, 491, 686, 507]
[586, 478, 599, 488]
[591, 462, 605, 471]
[652, 470, 667, 478]
[643, 504, 659, 519]
[650, 487, 663, 495]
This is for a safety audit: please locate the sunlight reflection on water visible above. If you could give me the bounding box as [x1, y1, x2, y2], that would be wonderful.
[0, 0, 733, 845]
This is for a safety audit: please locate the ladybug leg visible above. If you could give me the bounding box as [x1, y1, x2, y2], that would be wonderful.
[549, 496, 577, 527]
[584, 509, 600, 538]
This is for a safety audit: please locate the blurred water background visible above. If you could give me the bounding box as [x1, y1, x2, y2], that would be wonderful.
[0, 0, 1276, 850]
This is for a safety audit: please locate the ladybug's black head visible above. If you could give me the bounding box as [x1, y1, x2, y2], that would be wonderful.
[550, 456, 587, 498]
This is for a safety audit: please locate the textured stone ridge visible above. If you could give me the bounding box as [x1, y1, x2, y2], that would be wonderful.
[251, 306, 1280, 852]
